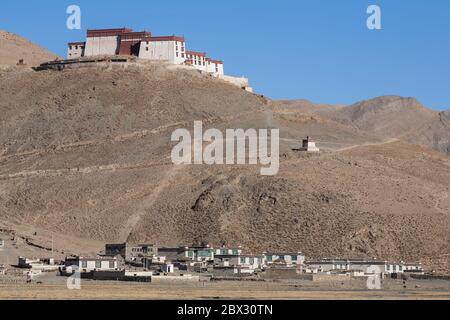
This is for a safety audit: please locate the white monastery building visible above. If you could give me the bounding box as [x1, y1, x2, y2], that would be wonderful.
[68, 27, 225, 76]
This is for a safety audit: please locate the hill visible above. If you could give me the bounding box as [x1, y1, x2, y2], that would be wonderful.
[0, 33, 449, 273]
[0, 30, 59, 68]
[0, 64, 449, 273]
[273, 96, 450, 155]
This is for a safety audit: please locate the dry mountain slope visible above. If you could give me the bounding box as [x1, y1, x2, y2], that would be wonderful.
[0, 65, 449, 272]
[0, 30, 59, 68]
[0, 34, 449, 272]
[274, 96, 450, 155]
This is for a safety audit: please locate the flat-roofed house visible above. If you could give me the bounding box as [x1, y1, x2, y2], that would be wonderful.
[403, 263, 424, 274]
[214, 248, 264, 270]
[18, 257, 42, 269]
[158, 245, 215, 263]
[213, 247, 242, 267]
[105, 243, 158, 262]
[264, 252, 305, 267]
[238, 254, 265, 270]
[61, 256, 119, 274]
[182, 245, 215, 262]
[305, 259, 409, 275]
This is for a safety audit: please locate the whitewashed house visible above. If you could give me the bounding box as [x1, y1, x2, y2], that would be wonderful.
[61, 256, 119, 274]
[264, 252, 305, 267]
[304, 259, 421, 275]
[158, 245, 215, 264]
[403, 263, 425, 274]
[214, 247, 264, 270]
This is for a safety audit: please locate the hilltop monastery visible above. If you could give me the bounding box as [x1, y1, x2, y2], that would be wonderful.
[68, 28, 224, 75]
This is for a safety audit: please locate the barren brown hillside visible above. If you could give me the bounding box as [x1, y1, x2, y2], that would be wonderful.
[0, 30, 58, 68]
[0, 34, 449, 273]
[0, 64, 449, 272]
[273, 96, 450, 155]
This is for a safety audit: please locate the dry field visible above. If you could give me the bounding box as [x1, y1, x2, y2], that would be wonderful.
[1, 280, 450, 300]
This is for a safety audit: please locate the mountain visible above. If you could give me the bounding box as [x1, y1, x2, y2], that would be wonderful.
[0, 30, 59, 68]
[274, 96, 450, 155]
[0, 32, 449, 273]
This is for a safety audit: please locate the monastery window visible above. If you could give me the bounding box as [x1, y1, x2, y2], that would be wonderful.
[95, 261, 101, 269]
[291, 255, 297, 261]
[109, 261, 115, 269]
[176, 52, 179, 57]
[81, 261, 87, 268]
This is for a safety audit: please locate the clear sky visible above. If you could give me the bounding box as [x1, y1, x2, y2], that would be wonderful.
[1, 0, 449, 110]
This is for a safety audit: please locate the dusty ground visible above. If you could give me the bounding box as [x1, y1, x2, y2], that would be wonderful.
[1, 277, 450, 300]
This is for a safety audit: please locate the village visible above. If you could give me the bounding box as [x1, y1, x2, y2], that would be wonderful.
[1, 24, 448, 299]
[0, 235, 426, 286]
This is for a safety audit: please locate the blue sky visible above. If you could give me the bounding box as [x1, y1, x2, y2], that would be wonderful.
[1, 0, 449, 110]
